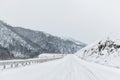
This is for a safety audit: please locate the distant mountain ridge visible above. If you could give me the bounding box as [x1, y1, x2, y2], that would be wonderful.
[0, 20, 86, 59]
[14, 27, 86, 54]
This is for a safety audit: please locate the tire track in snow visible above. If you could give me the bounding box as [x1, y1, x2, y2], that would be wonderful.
[72, 55, 100, 80]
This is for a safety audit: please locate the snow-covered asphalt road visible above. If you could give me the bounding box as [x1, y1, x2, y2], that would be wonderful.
[0, 54, 120, 80]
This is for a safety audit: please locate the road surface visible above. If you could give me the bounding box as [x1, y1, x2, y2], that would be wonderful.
[0, 54, 120, 80]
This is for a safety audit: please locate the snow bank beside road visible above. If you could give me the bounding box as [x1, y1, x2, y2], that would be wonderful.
[38, 53, 66, 59]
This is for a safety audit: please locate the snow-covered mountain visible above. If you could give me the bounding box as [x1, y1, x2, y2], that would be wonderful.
[0, 21, 41, 59]
[76, 34, 120, 68]
[0, 20, 86, 59]
[14, 27, 86, 54]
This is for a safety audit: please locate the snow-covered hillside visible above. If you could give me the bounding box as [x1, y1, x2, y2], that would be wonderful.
[0, 54, 120, 80]
[14, 27, 86, 54]
[76, 33, 120, 68]
[0, 20, 86, 59]
[0, 21, 40, 59]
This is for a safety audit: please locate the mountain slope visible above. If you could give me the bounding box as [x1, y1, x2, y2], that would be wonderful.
[0, 20, 86, 59]
[0, 21, 40, 59]
[76, 34, 120, 68]
[14, 27, 86, 54]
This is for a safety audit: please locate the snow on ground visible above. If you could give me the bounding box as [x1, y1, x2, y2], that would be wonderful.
[38, 53, 66, 59]
[0, 53, 65, 70]
[0, 54, 120, 80]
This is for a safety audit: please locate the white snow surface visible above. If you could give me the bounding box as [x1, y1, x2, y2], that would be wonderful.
[38, 53, 66, 59]
[0, 54, 120, 80]
[75, 33, 120, 68]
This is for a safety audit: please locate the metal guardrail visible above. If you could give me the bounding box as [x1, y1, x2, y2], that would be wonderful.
[0, 57, 63, 71]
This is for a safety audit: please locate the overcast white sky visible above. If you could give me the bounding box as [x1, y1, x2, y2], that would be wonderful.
[0, 0, 120, 44]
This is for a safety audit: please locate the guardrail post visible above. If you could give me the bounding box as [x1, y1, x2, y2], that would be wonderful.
[3, 65, 6, 69]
